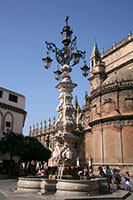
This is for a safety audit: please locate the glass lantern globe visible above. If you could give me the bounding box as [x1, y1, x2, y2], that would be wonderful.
[61, 25, 73, 46]
[42, 56, 53, 69]
[54, 68, 62, 81]
[81, 64, 90, 77]
[72, 51, 81, 66]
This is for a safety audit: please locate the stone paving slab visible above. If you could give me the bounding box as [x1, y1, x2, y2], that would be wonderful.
[1, 191, 132, 200]
[64, 190, 131, 199]
[0, 179, 132, 200]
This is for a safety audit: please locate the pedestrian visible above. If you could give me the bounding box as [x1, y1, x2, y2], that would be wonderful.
[89, 166, 94, 178]
[106, 165, 112, 189]
[103, 166, 106, 174]
[41, 167, 47, 176]
[117, 169, 122, 185]
[78, 167, 83, 180]
[83, 166, 89, 179]
[37, 167, 42, 176]
[98, 166, 105, 177]
[124, 171, 131, 191]
[112, 168, 121, 189]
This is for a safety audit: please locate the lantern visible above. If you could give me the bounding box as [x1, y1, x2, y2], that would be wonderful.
[42, 55, 53, 69]
[54, 67, 62, 81]
[81, 64, 90, 77]
[72, 51, 81, 66]
[61, 25, 72, 46]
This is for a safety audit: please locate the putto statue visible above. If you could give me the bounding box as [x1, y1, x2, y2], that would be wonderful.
[62, 148, 73, 162]
[53, 146, 60, 164]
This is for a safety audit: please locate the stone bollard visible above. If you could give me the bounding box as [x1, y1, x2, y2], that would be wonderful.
[40, 179, 57, 195]
[97, 178, 108, 193]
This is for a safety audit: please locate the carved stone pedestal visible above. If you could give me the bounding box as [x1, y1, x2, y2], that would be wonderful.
[52, 64, 80, 166]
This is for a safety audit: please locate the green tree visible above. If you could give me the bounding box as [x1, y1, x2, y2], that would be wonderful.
[0, 132, 51, 176]
[0, 132, 25, 159]
[0, 132, 51, 162]
[21, 136, 51, 162]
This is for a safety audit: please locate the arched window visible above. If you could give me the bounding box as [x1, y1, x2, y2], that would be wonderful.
[4, 112, 13, 132]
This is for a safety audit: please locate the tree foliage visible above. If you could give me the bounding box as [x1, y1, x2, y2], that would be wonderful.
[0, 132, 24, 159]
[21, 136, 51, 162]
[0, 132, 51, 162]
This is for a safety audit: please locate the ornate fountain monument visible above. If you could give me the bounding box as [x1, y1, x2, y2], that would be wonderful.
[42, 16, 89, 168]
[17, 17, 108, 197]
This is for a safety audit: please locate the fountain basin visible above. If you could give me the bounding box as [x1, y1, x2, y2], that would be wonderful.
[17, 177, 42, 193]
[16, 176, 108, 196]
[56, 178, 101, 196]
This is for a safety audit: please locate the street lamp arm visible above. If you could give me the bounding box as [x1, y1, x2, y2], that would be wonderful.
[78, 50, 86, 60]
[45, 41, 65, 65]
[45, 41, 58, 54]
[45, 41, 72, 66]
[70, 36, 77, 50]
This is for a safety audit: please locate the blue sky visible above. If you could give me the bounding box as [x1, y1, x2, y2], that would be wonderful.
[0, 0, 133, 135]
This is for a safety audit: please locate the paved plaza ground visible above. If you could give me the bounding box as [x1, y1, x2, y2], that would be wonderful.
[0, 178, 133, 200]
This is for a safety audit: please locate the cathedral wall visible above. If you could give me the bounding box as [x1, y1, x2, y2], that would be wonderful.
[120, 90, 133, 114]
[90, 96, 101, 122]
[92, 125, 103, 164]
[84, 131, 93, 164]
[103, 122, 122, 164]
[79, 135, 86, 166]
[91, 120, 133, 166]
[102, 39, 133, 74]
[88, 83, 133, 172]
[122, 122, 133, 164]
[90, 74, 102, 92]
[101, 91, 117, 118]
[82, 108, 91, 130]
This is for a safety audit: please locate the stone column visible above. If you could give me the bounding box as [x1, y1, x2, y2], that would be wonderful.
[54, 64, 79, 166]
[55, 64, 77, 135]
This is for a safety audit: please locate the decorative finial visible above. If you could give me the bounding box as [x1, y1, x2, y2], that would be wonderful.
[129, 31, 131, 36]
[102, 47, 104, 54]
[113, 41, 116, 46]
[74, 95, 79, 110]
[36, 123, 38, 130]
[40, 121, 42, 130]
[48, 118, 51, 128]
[52, 116, 56, 126]
[85, 91, 88, 105]
[44, 120, 46, 130]
[85, 90, 88, 98]
[65, 16, 69, 26]
[33, 124, 35, 131]
[29, 126, 32, 133]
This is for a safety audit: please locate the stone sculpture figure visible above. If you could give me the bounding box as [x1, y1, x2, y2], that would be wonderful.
[53, 146, 59, 164]
[62, 148, 73, 162]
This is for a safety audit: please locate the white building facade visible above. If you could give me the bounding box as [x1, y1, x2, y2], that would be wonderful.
[0, 86, 26, 138]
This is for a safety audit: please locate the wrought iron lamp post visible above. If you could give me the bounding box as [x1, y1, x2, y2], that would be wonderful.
[42, 16, 89, 80]
[42, 17, 89, 166]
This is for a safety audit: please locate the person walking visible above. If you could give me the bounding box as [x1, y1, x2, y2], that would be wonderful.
[106, 165, 112, 189]
[112, 168, 121, 189]
[124, 171, 131, 191]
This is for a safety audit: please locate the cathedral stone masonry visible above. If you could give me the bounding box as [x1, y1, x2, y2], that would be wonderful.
[29, 32, 133, 174]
